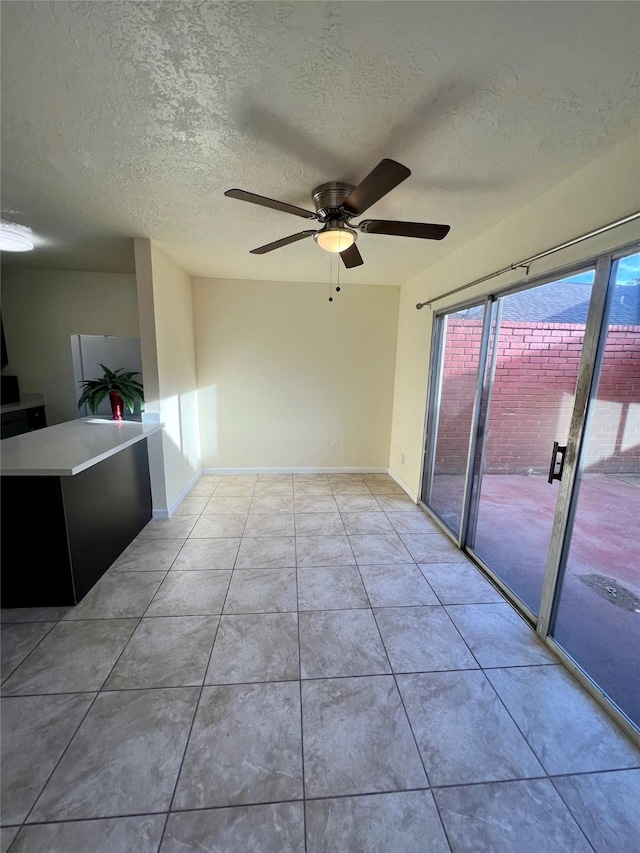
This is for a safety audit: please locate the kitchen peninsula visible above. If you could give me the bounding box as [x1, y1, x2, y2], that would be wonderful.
[1, 417, 163, 607]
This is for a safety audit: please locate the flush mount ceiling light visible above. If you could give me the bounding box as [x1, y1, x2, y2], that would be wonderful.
[0, 223, 34, 252]
[224, 159, 451, 269]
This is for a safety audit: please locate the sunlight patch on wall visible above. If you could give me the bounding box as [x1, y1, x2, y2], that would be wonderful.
[196, 384, 219, 457]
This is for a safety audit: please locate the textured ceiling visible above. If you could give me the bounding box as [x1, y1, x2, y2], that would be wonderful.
[1, 1, 638, 285]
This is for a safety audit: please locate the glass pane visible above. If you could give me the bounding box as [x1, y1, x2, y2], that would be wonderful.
[552, 253, 640, 727]
[468, 269, 595, 614]
[426, 305, 485, 535]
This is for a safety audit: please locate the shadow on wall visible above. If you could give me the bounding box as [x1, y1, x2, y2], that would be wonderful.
[193, 384, 218, 459]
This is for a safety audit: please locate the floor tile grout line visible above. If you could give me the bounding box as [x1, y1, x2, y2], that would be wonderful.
[19, 687, 102, 830]
[479, 663, 587, 780]
[0, 780, 611, 853]
[182, 489, 300, 827]
[343, 537, 434, 792]
[364, 589, 435, 789]
[5, 662, 602, 699]
[343, 544, 456, 846]
[84, 612, 146, 695]
[438, 605, 485, 670]
[435, 591, 597, 777]
[149, 484, 247, 846]
[0, 620, 59, 686]
[159, 534, 238, 848]
[7, 766, 640, 831]
[4, 788, 441, 832]
[546, 776, 598, 853]
[4, 534, 181, 691]
[98, 614, 221, 693]
[25, 600, 398, 627]
[127, 567, 171, 621]
[157, 813, 170, 853]
[293, 530, 308, 853]
[0, 777, 560, 840]
[431, 583, 577, 778]
[2, 603, 156, 693]
[428, 787, 455, 852]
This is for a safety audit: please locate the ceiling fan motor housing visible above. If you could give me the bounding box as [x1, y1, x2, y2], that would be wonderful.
[312, 182, 356, 221]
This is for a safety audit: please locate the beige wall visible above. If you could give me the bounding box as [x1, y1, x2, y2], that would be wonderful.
[192, 278, 400, 470]
[134, 240, 200, 511]
[389, 133, 640, 496]
[0, 268, 139, 425]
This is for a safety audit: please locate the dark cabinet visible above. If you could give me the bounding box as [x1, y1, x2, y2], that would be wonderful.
[1, 405, 47, 439]
[2, 438, 152, 606]
[1, 409, 28, 438]
[26, 405, 47, 431]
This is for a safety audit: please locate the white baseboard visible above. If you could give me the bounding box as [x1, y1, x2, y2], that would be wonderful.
[152, 470, 202, 518]
[201, 467, 388, 475]
[387, 467, 419, 503]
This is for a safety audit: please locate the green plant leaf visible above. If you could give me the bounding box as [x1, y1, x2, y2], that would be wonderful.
[88, 388, 109, 413]
[78, 365, 144, 413]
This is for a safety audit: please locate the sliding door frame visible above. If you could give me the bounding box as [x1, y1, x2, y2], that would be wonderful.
[457, 299, 495, 549]
[419, 238, 640, 745]
[420, 296, 492, 543]
[536, 254, 614, 636]
[462, 298, 502, 550]
[420, 307, 447, 510]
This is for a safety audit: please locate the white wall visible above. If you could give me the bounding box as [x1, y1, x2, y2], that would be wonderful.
[0, 269, 139, 424]
[192, 278, 400, 470]
[389, 133, 640, 496]
[134, 239, 200, 512]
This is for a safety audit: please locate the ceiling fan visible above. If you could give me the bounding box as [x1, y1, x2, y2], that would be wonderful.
[224, 158, 450, 268]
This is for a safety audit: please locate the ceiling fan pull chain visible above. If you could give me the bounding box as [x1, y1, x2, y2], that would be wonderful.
[328, 253, 335, 302]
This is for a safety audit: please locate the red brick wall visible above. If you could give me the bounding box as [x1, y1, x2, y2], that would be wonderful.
[435, 319, 640, 475]
[433, 320, 483, 475]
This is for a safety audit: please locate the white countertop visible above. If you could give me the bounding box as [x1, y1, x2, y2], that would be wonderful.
[0, 417, 163, 476]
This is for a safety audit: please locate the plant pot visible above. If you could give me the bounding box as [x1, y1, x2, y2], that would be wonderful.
[109, 391, 124, 421]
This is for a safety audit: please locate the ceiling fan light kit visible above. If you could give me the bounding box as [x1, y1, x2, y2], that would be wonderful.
[314, 223, 357, 254]
[224, 158, 451, 271]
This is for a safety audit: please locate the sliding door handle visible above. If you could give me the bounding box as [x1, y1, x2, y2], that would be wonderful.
[547, 441, 567, 484]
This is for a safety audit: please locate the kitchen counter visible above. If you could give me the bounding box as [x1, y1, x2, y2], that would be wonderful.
[1, 417, 164, 607]
[1, 416, 163, 476]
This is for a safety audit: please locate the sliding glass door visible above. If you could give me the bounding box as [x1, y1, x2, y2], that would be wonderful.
[549, 253, 640, 725]
[422, 304, 486, 538]
[421, 244, 640, 735]
[467, 269, 595, 616]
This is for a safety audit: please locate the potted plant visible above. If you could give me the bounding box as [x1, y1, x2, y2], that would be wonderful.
[77, 364, 144, 421]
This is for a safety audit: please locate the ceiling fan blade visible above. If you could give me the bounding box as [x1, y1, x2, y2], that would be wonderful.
[340, 243, 363, 268]
[225, 189, 317, 220]
[250, 230, 316, 254]
[359, 219, 450, 241]
[341, 159, 411, 217]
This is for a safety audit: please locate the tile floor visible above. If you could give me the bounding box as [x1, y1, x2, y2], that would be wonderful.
[1, 472, 639, 852]
[431, 471, 640, 724]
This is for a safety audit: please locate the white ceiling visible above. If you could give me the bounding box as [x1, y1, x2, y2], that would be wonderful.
[1, 1, 638, 285]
